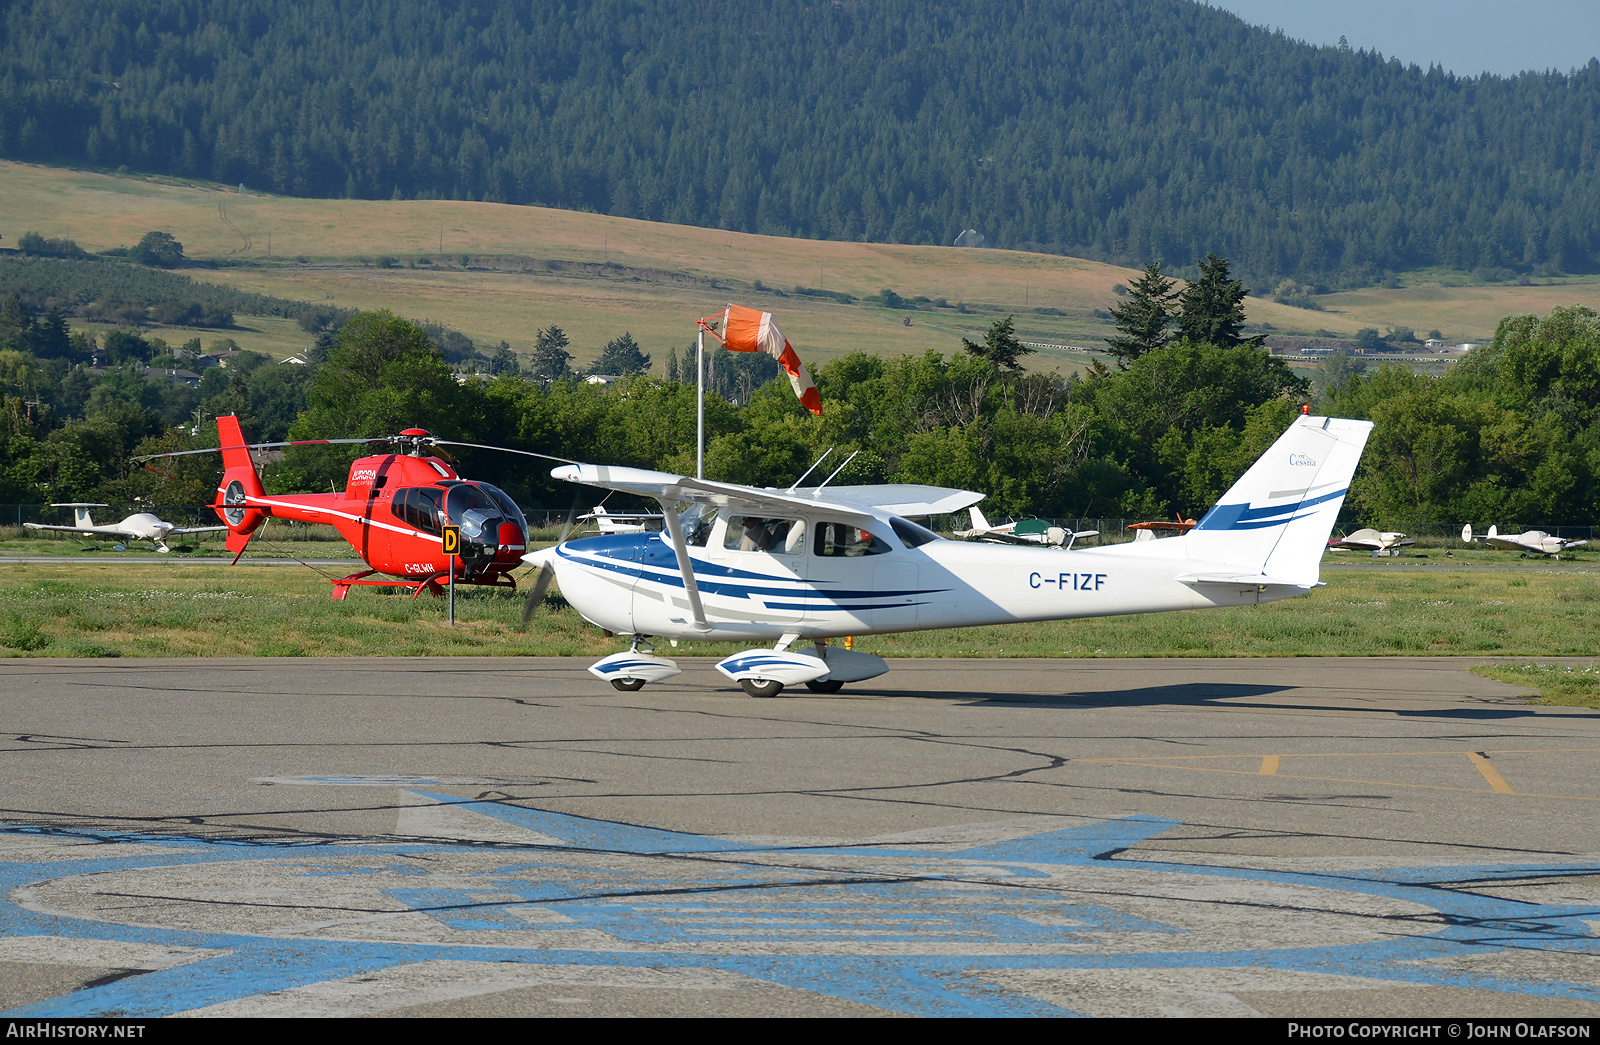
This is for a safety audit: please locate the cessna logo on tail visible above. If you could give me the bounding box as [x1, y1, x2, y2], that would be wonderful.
[1289, 453, 1318, 467]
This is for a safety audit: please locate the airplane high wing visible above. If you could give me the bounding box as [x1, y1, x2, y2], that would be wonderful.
[1328, 528, 1415, 555]
[1463, 524, 1588, 558]
[525, 414, 1374, 697]
[24, 503, 227, 553]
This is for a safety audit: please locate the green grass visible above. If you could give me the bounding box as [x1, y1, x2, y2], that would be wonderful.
[1471, 663, 1600, 708]
[2, 559, 1598, 662]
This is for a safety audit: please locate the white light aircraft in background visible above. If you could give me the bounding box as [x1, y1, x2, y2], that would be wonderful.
[579, 505, 663, 534]
[24, 503, 226, 553]
[1462, 524, 1588, 558]
[1328, 528, 1415, 555]
[954, 506, 1098, 548]
[522, 414, 1374, 697]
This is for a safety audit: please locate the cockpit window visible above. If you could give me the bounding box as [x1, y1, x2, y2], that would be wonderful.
[391, 487, 444, 535]
[815, 521, 891, 557]
[724, 516, 803, 554]
[890, 516, 941, 547]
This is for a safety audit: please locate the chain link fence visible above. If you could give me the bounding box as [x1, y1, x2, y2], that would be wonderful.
[5, 506, 1595, 547]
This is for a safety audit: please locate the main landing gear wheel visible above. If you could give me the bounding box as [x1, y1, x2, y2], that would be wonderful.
[805, 679, 844, 694]
[610, 677, 646, 692]
[740, 679, 784, 698]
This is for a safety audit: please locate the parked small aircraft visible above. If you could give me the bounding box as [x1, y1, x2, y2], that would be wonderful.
[1328, 528, 1415, 555]
[524, 413, 1373, 696]
[1462, 524, 1588, 558]
[1127, 516, 1198, 542]
[24, 503, 226, 553]
[954, 506, 1098, 548]
[580, 506, 662, 534]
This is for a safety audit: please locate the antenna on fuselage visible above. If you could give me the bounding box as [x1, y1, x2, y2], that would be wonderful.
[815, 449, 860, 492]
[787, 448, 833, 493]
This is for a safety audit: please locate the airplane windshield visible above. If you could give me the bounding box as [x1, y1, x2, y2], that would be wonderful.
[678, 503, 718, 546]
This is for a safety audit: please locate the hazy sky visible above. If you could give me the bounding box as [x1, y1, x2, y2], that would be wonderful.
[1209, 1, 1600, 77]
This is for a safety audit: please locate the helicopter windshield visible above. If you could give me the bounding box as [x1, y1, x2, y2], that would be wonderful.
[475, 483, 527, 534]
[443, 483, 504, 545]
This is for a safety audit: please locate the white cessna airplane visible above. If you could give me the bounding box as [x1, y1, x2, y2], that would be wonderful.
[523, 414, 1373, 696]
[1462, 524, 1588, 558]
[24, 503, 226, 553]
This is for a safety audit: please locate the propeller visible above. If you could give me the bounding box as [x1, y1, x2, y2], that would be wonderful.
[521, 491, 584, 629]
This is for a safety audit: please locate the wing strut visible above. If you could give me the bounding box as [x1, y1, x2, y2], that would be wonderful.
[659, 501, 711, 631]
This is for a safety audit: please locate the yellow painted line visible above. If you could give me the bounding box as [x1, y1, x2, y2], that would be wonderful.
[1468, 752, 1516, 795]
[1259, 755, 1279, 775]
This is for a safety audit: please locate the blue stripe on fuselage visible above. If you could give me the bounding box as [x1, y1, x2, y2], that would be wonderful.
[556, 536, 944, 606]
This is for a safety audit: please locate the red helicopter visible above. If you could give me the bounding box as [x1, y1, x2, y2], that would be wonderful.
[141, 415, 543, 600]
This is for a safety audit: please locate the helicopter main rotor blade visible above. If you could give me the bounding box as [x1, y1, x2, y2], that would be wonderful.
[426, 440, 583, 467]
[133, 437, 387, 463]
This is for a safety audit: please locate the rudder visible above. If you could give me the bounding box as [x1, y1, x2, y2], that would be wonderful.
[1183, 415, 1373, 585]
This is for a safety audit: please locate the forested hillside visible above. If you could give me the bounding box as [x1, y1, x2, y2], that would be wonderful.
[3, 0, 1598, 285]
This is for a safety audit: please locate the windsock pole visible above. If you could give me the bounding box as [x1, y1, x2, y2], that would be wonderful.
[696, 327, 705, 479]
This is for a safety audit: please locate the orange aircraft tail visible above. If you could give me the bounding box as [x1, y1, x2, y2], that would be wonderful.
[214, 415, 267, 552]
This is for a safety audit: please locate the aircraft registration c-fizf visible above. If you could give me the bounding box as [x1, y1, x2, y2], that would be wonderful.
[523, 414, 1374, 697]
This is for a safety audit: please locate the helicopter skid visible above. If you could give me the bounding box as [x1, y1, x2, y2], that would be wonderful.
[328, 570, 520, 600]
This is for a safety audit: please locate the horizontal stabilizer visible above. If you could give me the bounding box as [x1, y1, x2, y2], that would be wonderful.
[1178, 572, 1317, 588]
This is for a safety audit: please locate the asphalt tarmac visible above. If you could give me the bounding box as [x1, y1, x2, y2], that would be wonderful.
[2, 655, 1598, 1018]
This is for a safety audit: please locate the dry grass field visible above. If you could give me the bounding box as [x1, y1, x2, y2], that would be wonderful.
[6, 160, 1600, 370]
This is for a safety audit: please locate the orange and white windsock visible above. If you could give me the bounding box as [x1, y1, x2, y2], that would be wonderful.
[719, 304, 822, 415]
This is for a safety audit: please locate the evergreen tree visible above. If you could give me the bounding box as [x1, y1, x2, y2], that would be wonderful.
[488, 341, 521, 376]
[1176, 255, 1262, 349]
[961, 316, 1033, 372]
[1105, 262, 1178, 367]
[595, 332, 651, 376]
[529, 326, 572, 382]
[666, 345, 680, 384]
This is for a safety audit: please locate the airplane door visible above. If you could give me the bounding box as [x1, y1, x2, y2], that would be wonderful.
[808, 521, 917, 631]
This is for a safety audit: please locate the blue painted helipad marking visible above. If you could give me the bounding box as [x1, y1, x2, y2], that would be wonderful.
[2, 796, 1599, 1017]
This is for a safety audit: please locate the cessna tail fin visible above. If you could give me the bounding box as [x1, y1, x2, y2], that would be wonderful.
[1184, 415, 1373, 586]
[214, 415, 267, 551]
